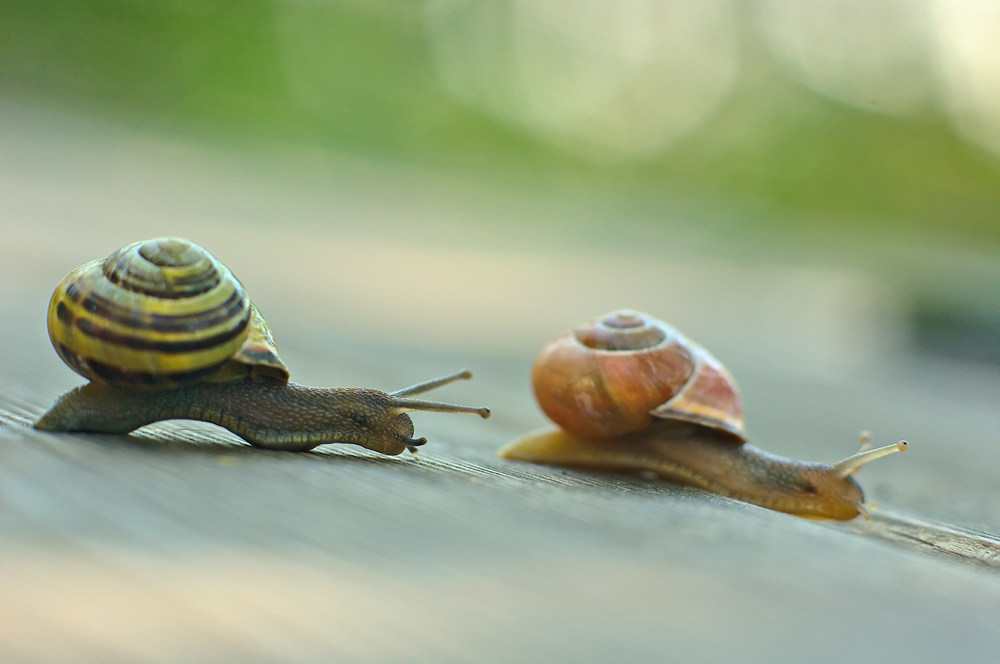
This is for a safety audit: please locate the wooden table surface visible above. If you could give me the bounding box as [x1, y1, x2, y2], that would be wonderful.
[1, 103, 998, 663]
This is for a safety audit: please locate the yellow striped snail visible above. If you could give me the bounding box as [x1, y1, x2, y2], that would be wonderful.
[35, 237, 490, 454]
[499, 310, 907, 520]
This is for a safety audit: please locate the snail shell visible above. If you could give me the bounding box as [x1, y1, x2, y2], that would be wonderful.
[46, 237, 289, 389]
[531, 310, 745, 440]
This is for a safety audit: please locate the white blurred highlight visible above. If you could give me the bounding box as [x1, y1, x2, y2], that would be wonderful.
[757, 0, 934, 115]
[423, 0, 740, 161]
[930, 0, 1000, 157]
[421, 0, 1000, 161]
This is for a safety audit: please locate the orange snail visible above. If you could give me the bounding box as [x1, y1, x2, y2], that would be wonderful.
[499, 310, 907, 520]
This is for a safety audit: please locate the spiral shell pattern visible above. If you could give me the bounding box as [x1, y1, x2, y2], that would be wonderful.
[46, 237, 286, 389]
[531, 310, 746, 440]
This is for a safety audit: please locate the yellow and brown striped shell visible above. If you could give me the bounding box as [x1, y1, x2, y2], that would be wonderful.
[530, 310, 746, 441]
[46, 237, 289, 390]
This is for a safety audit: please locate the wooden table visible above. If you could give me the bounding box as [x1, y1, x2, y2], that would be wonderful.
[1, 103, 997, 662]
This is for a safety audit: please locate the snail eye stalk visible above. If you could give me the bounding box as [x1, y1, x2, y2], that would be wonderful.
[390, 370, 491, 418]
[832, 441, 909, 478]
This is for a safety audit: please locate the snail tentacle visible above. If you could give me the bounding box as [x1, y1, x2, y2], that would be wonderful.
[391, 398, 491, 418]
[388, 369, 492, 418]
[832, 440, 909, 478]
[391, 370, 473, 397]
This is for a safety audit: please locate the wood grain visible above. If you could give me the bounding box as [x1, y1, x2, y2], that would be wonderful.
[1, 103, 998, 663]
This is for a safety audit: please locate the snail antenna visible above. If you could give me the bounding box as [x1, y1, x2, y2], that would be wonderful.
[390, 370, 491, 418]
[857, 430, 872, 452]
[391, 369, 472, 397]
[832, 440, 908, 478]
[392, 399, 491, 418]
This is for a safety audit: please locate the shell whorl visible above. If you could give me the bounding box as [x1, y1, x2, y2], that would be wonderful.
[46, 237, 288, 389]
[531, 310, 746, 440]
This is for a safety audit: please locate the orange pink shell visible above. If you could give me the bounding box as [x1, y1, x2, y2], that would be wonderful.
[530, 310, 746, 440]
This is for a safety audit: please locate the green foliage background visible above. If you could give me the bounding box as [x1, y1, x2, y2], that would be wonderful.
[3, 1, 998, 249]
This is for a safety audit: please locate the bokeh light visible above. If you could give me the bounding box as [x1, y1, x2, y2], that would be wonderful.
[424, 0, 740, 160]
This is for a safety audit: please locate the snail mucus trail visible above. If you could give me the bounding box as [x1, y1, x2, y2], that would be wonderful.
[34, 237, 490, 455]
[499, 310, 908, 521]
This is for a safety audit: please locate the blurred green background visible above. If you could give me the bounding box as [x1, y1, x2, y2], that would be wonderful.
[2, 0, 997, 362]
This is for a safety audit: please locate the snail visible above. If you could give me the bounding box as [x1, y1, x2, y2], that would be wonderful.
[498, 310, 907, 520]
[34, 237, 490, 455]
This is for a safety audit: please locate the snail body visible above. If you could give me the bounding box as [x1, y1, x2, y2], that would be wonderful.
[499, 310, 906, 520]
[36, 238, 490, 454]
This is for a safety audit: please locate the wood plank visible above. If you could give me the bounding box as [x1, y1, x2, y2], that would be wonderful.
[1, 104, 998, 663]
